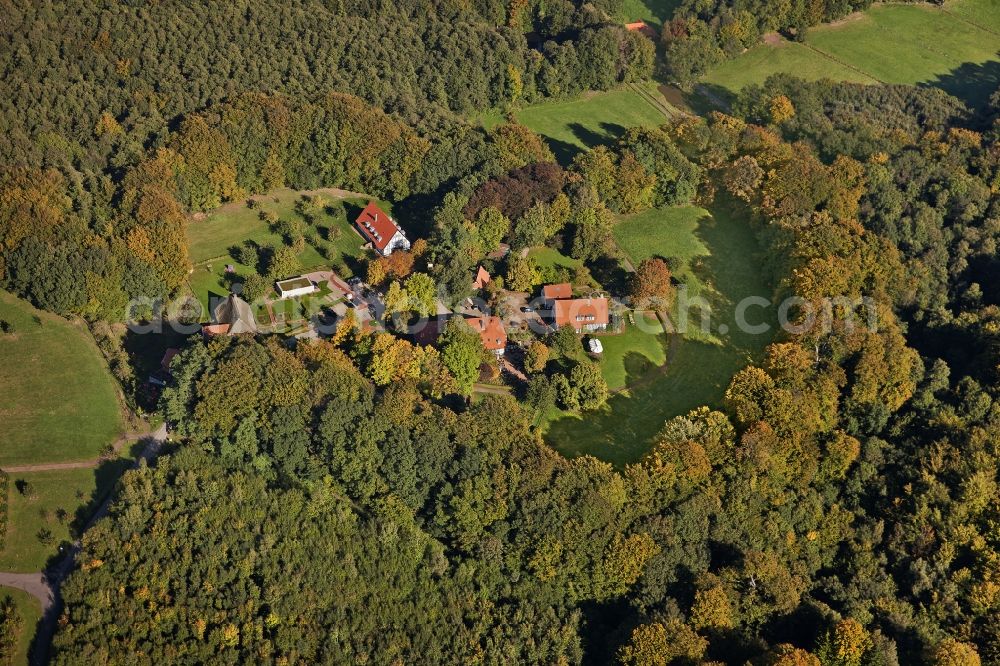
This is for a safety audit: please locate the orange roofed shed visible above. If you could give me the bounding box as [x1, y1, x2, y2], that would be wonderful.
[473, 266, 491, 290]
[542, 283, 573, 302]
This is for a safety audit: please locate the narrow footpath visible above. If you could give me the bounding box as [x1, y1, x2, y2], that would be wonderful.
[0, 424, 168, 665]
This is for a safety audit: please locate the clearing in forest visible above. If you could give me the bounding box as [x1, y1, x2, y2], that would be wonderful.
[185, 188, 383, 313]
[484, 83, 680, 165]
[701, 0, 1000, 110]
[0, 292, 122, 467]
[544, 203, 775, 467]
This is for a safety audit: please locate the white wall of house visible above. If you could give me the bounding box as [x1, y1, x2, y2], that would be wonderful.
[381, 231, 411, 256]
[276, 283, 317, 299]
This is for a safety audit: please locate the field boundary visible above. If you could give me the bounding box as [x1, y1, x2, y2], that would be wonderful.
[626, 82, 683, 119]
[800, 42, 886, 84]
[936, 5, 1000, 38]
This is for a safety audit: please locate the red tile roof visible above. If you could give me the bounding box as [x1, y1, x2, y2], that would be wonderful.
[355, 201, 403, 253]
[201, 323, 231, 336]
[553, 297, 609, 330]
[472, 266, 491, 290]
[466, 315, 507, 351]
[542, 283, 573, 300]
[625, 21, 657, 38]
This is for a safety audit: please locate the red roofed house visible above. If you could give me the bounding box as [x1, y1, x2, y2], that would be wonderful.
[466, 315, 507, 355]
[625, 20, 657, 39]
[542, 282, 573, 305]
[553, 297, 609, 333]
[472, 266, 491, 290]
[355, 201, 410, 256]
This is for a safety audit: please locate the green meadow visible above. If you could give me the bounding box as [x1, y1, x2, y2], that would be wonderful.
[0, 464, 128, 572]
[618, 0, 680, 29]
[701, 0, 1000, 110]
[0, 293, 122, 466]
[483, 83, 677, 164]
[544, 203, 774, 467]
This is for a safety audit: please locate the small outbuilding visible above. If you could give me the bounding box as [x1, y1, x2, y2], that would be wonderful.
[275, 276, 317, 299]
[472, 266, 491, 291]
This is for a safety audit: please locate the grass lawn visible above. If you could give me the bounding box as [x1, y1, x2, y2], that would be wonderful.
[0, 293, 122, 466]
[187, 188, 377, 264]
[544, 202, 775, 466]
[948, 0, 1000, 27]
[596, 312, 666, 391]
[700, 40, 876, 102]
[528, 246, 582, 271]
[618, 0, 680, 29]
[515, 83, 673, 164]
[185, 188, 378, 313]
[699, 0, 1000, 110]
[0, 585, 41, 666]
[0, 464, 128, 572]
[614, 205, 711, 273]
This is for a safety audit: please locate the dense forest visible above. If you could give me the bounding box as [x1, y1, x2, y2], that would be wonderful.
[51, 80, 1000, 662]
[0, 0, 652, 319]
[3, 0, 1000, 663]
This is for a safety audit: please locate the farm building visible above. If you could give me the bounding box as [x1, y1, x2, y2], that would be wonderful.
[275, 276, 317, 299]
[466, 315, 507, 355]
[202, 293, 259, 336]
[552, 297, 609, 333]
[355, 201, 410, 256]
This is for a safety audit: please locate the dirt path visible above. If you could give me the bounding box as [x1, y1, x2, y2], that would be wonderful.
[0, 572, 52, 611]
[2, 429, 155, 474]
[0, 423, 168, 665]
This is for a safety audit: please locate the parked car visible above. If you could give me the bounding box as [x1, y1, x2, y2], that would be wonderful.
[521, 306, 535, 313]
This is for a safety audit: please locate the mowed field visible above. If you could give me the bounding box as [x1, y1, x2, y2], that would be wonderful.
[0, 292, 122, 466]
[0, 465, 128, 572]
[702, 0, 1000, 109]
[494, 83, 678, 164]
[545, 202, 775, 466]
[597, 312, 667, 392]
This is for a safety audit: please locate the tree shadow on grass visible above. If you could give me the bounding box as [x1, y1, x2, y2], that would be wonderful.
[545, 334, 729, 467]
[587, 255, 632, 295]
[920, 55, 1000, 118]
[543, 136, 584, 167]
[598, 122, 627, 141]
[686, 82, 736, 115]
[568, 122, 607, 150]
